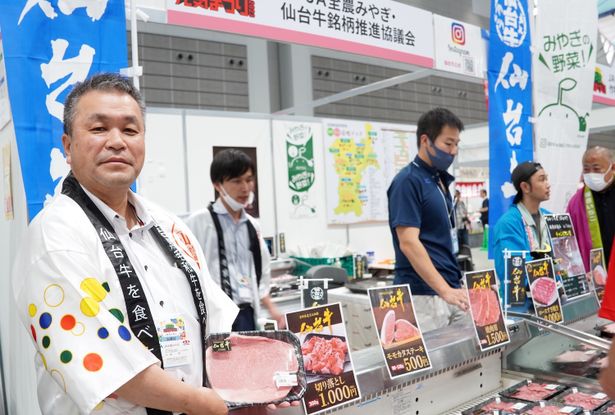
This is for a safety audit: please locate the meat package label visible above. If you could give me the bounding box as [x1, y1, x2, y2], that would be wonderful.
[464, 270, 511, 351]
[285, 303, 361, 415]
[367, 284, 432, 379]
[507, 255, 527, 306]
[545, 214, 590, 299]
[525, 258, 564, 323]
[589, 248, 607, 303]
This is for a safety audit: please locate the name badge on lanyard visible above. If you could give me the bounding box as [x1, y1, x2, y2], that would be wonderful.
[451, 228, 459, 255]
[238, 276, 252, 300]
[157, 316, 192, 368]
[436, 183, 458, 254]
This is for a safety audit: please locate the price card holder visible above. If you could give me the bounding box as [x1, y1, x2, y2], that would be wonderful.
[367, 284, 432, 379]
[589, 248, 607, 303]
[300, 278, 330, 308]
[285, 303, 361, 415]
[507, 255, 527, 307]
[526, 258, 564, 323]
[545, 214, 590, 299]
[465, 269, 511, 352]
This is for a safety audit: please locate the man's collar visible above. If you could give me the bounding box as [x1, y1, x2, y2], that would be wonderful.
[81, 185, 153, 230]
[213, 198, 247, 222]
[413, 155, 455, 186]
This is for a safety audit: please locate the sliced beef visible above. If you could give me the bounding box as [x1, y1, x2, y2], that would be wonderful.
[206, 334, 299, 404]
[511, 383, 560, 402]
[524, 406, 572, 415]
[469, 288, 500, 327]
[562, 391, 608, 410]
[533, 277, 556, 305]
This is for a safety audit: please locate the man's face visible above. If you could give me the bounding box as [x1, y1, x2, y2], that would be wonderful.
[422, 125, 461, 158]
[216, 170, 255, 205]
[62, 90, 145, 197]
[583, 152, 614, 182]
[526, 169, 551, 202]
[480, 190, 487, 198]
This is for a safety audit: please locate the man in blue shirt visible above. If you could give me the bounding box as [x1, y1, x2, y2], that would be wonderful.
[493, 161, 551, 305]
[388, 108, 469, 332]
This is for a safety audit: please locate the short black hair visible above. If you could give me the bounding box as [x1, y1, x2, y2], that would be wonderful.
[416, 107, 464, 148]
[210, 149, 255, 184]
[63, 72, 145, 136]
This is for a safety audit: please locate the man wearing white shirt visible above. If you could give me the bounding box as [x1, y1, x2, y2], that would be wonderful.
[12, 73, 257, 415]
[185, 149, 286, 331]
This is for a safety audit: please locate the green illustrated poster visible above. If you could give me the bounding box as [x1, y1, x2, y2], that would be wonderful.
[286, 124, 316, 218]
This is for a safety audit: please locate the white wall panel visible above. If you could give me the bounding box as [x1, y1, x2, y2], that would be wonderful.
[139, 111, 187, 213]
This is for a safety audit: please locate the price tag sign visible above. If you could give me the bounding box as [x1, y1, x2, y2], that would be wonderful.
[285, 303, 361, 415]
[465, 270, 510, 351]
[367, 284, 432, 378]
[507, 255, 527, 306]
[545, 214, 590, 298]
[526, 258, 564, 323]
[590, 248, 607, 303]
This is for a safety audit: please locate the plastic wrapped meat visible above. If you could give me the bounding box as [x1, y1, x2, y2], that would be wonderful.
[463, 398, 528, 414]
[302, 335, 347, 376]
[562, 391, 608, 411]
[552, 350, 597, 364]
[523, 406, 578, 415]
[509, 382, 563, 402]
[205, 333, 302, 405]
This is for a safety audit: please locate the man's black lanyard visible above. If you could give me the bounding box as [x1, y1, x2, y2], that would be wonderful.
[207, 202, 262, 301]
[62, 173, 207, 415]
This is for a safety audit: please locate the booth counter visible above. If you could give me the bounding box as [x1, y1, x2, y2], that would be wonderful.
[275, 290, 609, 414]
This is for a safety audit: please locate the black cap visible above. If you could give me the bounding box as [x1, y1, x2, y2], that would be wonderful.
[511, 161, 543, 204]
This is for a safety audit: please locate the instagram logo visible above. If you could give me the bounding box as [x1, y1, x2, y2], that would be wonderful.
[451, 22, 465, 45]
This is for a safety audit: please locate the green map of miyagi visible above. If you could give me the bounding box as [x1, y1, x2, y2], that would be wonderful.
[328, 126, 380, 217]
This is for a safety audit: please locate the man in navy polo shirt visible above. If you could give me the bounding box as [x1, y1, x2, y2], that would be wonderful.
[388, 108, 469, 332]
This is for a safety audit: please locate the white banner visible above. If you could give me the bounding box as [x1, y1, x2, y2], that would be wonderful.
[168, 0, 434, 67]
[272, 120, 321, 219]
[533, 0, 597, 212]
[433, 14, 486, 78]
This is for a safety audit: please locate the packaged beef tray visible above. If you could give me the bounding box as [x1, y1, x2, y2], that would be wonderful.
[462, 396, 531, 415]
[595, 401, 615, 414]
[500, 380, 567, 403]
[204, 331, 306, 409]
[519, 401, 584, 415]
[553, 387, 609, 412]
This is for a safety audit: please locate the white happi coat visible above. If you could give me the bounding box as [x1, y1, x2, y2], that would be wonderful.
[12, 188, 238, 414]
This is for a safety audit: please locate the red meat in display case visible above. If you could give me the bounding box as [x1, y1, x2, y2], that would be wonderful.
[500, 381, 566, 403]
[559, 389, 609, 411]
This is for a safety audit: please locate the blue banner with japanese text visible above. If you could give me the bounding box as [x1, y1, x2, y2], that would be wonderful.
[0, 1, 127, 220]
[488, 0, 534, 256]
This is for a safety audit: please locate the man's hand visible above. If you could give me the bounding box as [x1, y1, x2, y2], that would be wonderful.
[274, 313, 287, 330]
[440, 287, 469, 311]
[267, 400, 301, 411]
[186, 388, 228, 415]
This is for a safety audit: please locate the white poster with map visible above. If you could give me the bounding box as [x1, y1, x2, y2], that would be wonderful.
[324, 119, 416, 224]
